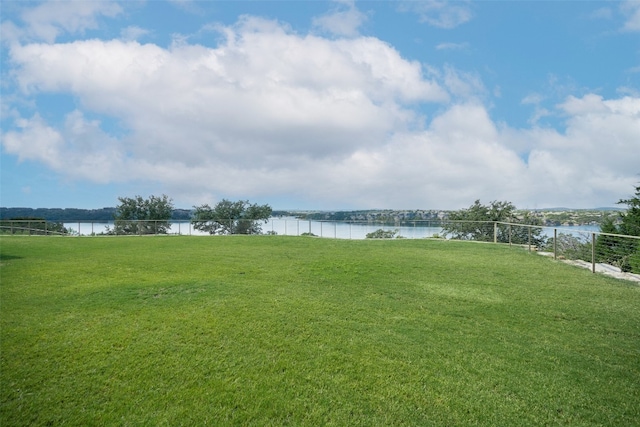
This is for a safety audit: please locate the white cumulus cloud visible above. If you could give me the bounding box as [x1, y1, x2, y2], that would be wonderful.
[120, 26, 150, 42]
[3, 16, 452, 205]
[312, 0, 368, 37]
[400, 0, 473, 29]
[2, 111, 126, 183]
[621, 0, 640, 31]
[2, 14, 639, 209]
[8, 0, 123, 43]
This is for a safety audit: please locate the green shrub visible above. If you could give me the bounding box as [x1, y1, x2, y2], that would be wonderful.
[366, 228, 399, 239]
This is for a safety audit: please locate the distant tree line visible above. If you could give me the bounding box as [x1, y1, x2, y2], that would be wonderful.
[298, 210, 443, 223]
[294, 208, 620, 227]
[0, 207, 192, 221]
[0, 206, 621, 227]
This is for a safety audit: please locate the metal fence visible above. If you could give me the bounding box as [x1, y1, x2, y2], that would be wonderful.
[502, 222, 640, 276]
[2, 218, 639, 275]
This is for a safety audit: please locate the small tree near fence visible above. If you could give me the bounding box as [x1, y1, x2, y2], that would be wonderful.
[595, 184, 640, 272]
[109, 195, 173, 235]
[618, 183, 640, 237]
[442, 200, 546, 246]
[192, 199, 272, 235]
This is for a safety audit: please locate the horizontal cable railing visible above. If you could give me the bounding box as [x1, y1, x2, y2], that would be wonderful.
[2, 218, 639, 274]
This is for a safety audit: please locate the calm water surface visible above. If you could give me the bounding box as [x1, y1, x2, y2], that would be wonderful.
[64, 218, 601, 239]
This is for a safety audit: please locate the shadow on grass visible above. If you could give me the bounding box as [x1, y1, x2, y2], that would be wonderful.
[0, 254, 22, 262]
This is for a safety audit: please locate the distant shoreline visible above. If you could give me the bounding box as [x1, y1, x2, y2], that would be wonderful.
[0, 207, 622, 227]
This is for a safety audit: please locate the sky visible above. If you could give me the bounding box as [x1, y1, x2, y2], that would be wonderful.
[1, 0, 639, 210]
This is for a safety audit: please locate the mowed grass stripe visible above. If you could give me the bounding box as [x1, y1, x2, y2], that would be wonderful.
[1, 236, 639, 426]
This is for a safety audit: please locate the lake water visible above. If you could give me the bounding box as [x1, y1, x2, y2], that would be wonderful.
[63, 218, 601, 239]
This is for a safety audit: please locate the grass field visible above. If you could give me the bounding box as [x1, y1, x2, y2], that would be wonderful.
[1, 235, 639, 426]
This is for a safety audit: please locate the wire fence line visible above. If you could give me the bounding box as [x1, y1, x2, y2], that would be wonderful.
[2, 218, 639, 276]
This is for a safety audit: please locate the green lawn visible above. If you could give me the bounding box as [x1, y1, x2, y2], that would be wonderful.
[1, 236, 639, 426]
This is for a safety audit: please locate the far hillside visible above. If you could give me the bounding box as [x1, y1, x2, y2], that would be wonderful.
[0, 207, 193, 221]
[0, 207, 624, 226]
[286, 209, 622, 227]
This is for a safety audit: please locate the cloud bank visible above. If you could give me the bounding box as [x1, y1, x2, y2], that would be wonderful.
[2, 10, 639, 209]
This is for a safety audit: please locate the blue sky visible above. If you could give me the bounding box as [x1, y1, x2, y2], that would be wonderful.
[1, 1, 639, 210]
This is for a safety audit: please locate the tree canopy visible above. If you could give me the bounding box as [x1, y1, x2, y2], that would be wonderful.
[110, 194, 174, 235]
[596, 184, 640, 272]
[618, 183, 640, 237]
[442, 199, 546, 246]
[192, 199, 272, 235]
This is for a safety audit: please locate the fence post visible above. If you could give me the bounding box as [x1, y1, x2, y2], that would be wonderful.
[592, 233, 596, 273]
[494, 222, 497, 244]
[554, 228, 557, 260]
[528, 226, 532, 252]
[509, 224, 512, 247]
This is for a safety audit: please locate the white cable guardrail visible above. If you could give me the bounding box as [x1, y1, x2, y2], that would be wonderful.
[2, 218, 639, 276]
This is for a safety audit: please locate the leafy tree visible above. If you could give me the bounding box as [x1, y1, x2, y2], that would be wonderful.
[544, 232, 592, 261]
[613, 184, 640, 272]
[618, 183, 640, 237]
[442, 200, 546, 246]
[442, 200, 515, 241]
[110, 194, 173, 235]
[192, 199, 272, 235]
[595, 217, 625, 265]
[594, 184, 640, 272]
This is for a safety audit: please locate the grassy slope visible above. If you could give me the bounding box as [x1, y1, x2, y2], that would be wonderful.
[1, 236, 639, 426]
